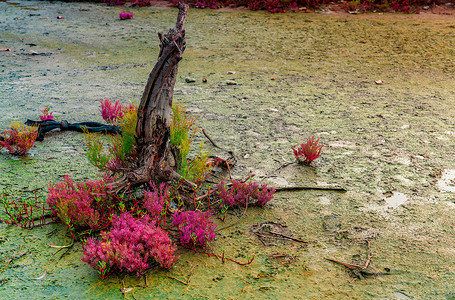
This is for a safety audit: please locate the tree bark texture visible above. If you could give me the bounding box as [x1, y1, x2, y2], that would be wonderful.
[117, 3, 190, 190]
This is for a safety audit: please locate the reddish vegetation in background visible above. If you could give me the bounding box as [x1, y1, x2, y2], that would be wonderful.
[119, 11, 133, 19]
[101, 0, 451, 13]
[171, 0, 304, 12]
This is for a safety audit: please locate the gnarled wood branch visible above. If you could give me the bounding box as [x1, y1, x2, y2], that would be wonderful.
[114, 3, 191, 192]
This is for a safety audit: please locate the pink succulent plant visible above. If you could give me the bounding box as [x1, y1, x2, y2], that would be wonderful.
[291, 135, 323, 165]
[173, 210, 217, 248]
[47, 175, 115, 230]
[216, 178, 275, 208]
[99, 98, 124, 124]
[81, 212, 178, 277]
[119, 11, 133, 20]
[143, 181, 171, 219]
[39, 105, 54, 121]
[99, 98, 137, 124]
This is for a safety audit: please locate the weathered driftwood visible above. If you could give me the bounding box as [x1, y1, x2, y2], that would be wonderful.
[114, 3, 193, 192]
[24, 119, 120, 141]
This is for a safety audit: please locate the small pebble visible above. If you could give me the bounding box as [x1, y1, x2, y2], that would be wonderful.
[226, 80, 237, 85]
[185, 77, 196, 83]
[202, 77, 207, 83]
[227, 71, 236, 74]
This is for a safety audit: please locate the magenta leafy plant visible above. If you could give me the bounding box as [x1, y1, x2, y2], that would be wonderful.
[173, 210, 217, 248]
[81, 212, 178, 278]
[143, 181, 171, 220]
[99, 98, 136, 124]
[47, 175, 116, 233]
[216, 178, 275, 208]
[99, 98, 124, 124]
[119, 11, 133, 20]
[105, 0, 125, 5]
[291, 135, 323, 165]
[39, 105, 54, 121]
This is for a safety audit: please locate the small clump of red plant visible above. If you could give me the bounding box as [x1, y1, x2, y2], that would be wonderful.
[143, 181, 171, 220]
[291, 135, 323, 165]
[0, 122, 38, 155]
[216, 178, 275, 208]
[172, 210, 217, 249]
[99, 98, 124, 124]
[39, 105, 54, 121]
[99, 98, 135, 124]
[119, 11, 133, 20]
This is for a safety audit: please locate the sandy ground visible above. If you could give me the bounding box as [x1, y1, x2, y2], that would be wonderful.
[1, 1, 455, 298]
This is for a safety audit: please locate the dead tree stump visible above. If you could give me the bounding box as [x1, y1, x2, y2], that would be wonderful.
[114, 3, 194, 192]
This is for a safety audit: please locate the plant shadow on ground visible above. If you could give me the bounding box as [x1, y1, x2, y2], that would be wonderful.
[1, 1, 455, 299]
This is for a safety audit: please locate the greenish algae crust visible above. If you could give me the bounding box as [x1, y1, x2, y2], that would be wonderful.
[1, 1, 455, 298]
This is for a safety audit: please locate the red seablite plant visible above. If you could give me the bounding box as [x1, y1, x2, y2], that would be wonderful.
[39, 105, 54, 121]
[1, 189, 54, 228]
[143, 181, 171, 219]
[0, 122, 38, 155]
[119, 11, 133, 20]
[291, 135, 323, 165]
[216, 178, 275, 208]
[99, 98, 136, 124]
[173, 210, 217, 248]
[47, 175, 116, 231]
[100, 98, 123, 124]
[81, 212, 178, 277]
[171, 0, 301, 12]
